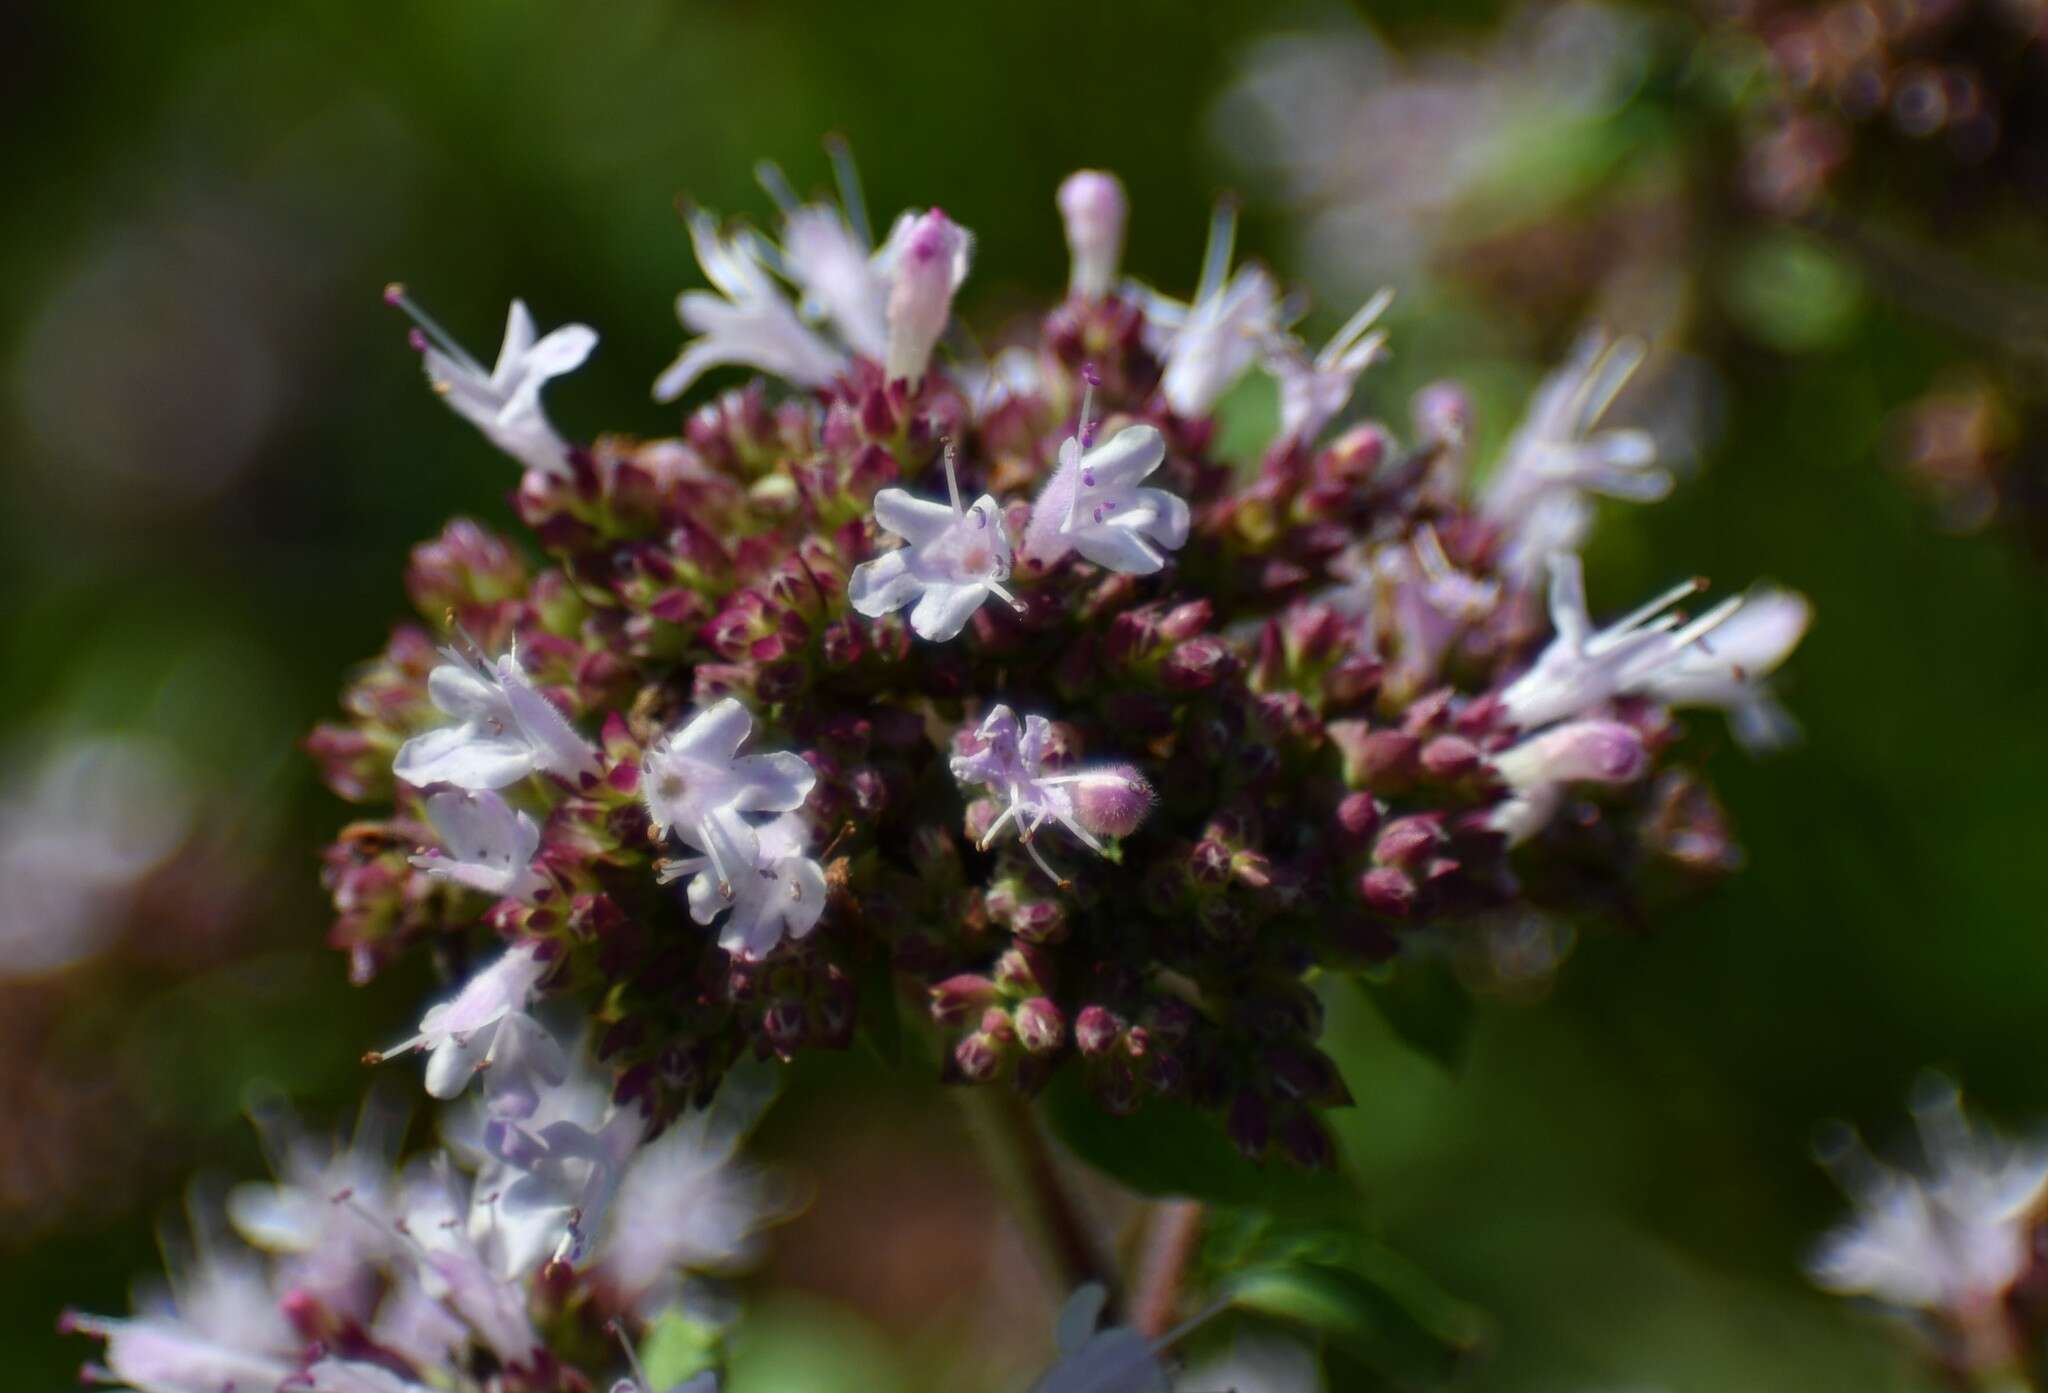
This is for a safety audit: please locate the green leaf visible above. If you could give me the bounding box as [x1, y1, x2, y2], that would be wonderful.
[1227, 1254, 1488, 1390]
[1355, 959, 1475, 1073]
[639, 1309, 721, 1391]
[856, 949, 903, 1068]
[1037, 1070, 1361, 1214]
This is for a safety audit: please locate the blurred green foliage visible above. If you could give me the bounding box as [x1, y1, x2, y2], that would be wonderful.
[4, 1, 2043, 1390]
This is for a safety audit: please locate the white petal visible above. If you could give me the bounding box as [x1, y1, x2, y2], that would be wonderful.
[871, 488, 960, 545]
[909, 581, 990, 642]
[847, 550, 920, 618]
[393, 725, 535, 791]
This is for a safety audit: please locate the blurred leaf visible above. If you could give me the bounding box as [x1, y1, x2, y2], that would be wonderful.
[1227, 1253, 1488, 1390]
[640, 1310, 721, 1390]
[1354, 960, 1474, 1073]
[857, 951, 903, 1068]
[1722, 230, 1863, 353]
[1212, 371, 1280, 469]
[1039, 1070, 1361, 1213]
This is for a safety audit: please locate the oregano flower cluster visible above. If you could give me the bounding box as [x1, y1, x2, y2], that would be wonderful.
[305, 155, 1810, 1170]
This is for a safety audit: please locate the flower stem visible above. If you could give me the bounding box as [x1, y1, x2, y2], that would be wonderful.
[1129, 1199, 1205, 1338]
[956, 1086, 1122, 1314]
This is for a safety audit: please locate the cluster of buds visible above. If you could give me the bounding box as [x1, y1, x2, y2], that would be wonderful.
[62, 1008, 780, 1393]
[1726, 0, 2048, 217]
[306, 150, 1810, 1161]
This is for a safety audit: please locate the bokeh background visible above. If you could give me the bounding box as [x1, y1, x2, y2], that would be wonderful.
[5, 0, 2045, 1388]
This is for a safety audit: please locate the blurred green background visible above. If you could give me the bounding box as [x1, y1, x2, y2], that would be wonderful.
[4, 0, 2044, 1389]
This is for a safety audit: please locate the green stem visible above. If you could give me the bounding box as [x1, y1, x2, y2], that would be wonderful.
[956, 1086, 1122, 1314]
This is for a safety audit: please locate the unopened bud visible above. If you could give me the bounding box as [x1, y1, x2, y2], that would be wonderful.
[1015, 997, 1066, 1055]
[1420, 734, 1482, 781]
[1374, 814, 1443, 869]
[1358, 866, 1417, 918]
[1068, 765, 1155, 839]
[886, 209, 971, 384]
[1075, 1004, 1121, 1057]
[1057, 170, 1127, 299]
[930, 974, 997, 1026]
[1493, 719, 1647, 793]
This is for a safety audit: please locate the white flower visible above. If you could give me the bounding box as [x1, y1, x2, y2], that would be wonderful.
[1059, 170, 1129, 300]
[781, 203, 892, 361]
[1373, 526, 1499, 693]
[848, 445, 1021, 641]
[1262, 287, 1393, 443]
[640, 698, 818, 855]
[395, 1161, 543, 1365]
[1484, 330, 1670, 578]
[1022, 422, 1190, 576]
[409, 788, 548, 901]
[1143, 202, 1286, 417]
[226, 1107, 404, 1324]
[598, 1058, 787, 1314]
[393, 643, 600, 792]
[387, 288, 596, 479]
[1488, 719, 1648, 845]
[63, 1240, 297, 1393]
[1500, 553, 1809, 747]
[1811, 1077, 2048, 1318]
[370, 941, 559, 1100]
[883, 208, 972, 385]
[951, 706, 1154, 887]
[661, 809, 826, 961]
[654, 209, 846, 403]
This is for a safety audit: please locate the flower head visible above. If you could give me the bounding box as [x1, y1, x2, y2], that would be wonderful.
[387, 288, 597, 479]
[393, 642, 600, 792]
[848, 444, 1021, 640]
[655, 209, 846, 403]
[409, 788, 548, 902]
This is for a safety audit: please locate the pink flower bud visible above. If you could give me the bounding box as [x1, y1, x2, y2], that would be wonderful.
[1015, 997, 1066, 1055]
[1075, 1004, 1121, 1057]
[1358, 866, 1417, 918]
[1057, 170, 1127, 299]
[885, 209, 971, 384]
[1493, 719, 1648, 793]
[1068, 765, 1155, 839]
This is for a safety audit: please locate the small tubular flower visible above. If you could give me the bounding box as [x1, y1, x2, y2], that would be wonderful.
[1484, 330, 1670, 576]
[1500, 552, 1809, 745]
[661, 809, 827, 961]
[848, 444, 1020, 640]
[1263, 286, 1393, 443]
[640, 698, 817, 854]
[393, 643, 600, 792]
[387, 288, 596, 479]
[951, 706, 1154, 886]
[1057, 169, 1128, 300]
[369, 941, 557, 1100]
[1488, 718, 1648, 845]
[409, 788, 547, 902]
[1146, 201, 1285, 417]
[883, 208, 971, 384]
[655, 209, 846, 402]
[1024, 414, 1189, 575]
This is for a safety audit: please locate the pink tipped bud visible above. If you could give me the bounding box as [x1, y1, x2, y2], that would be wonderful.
[930, 973, 998, 1026]
[1493, 719, 1648, 793]
[1015, 997, 1066, 1055]
[885, 209, 971, 384]
[1358, 865, 1417, 918]
[1069, 765, 1155, 839]
[1057, 170, 1128, 299]
[1412, 380, 1472, 449]
[1075, 1004, 1121, 1057]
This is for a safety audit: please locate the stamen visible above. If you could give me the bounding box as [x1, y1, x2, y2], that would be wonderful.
[1611, 576, 1708, 637]
[824, 133, 873, 250]
[941, 439, 963, 514]
[699, 820, 738, 901]
[384, 284, 486, 378]
[984, 579, 1028, 613]
[1021, 836, 1070, 890]
[1325, 286, 1395, 365]
[754, 159, 802, 219]
[608, 1319, 654, 1393]
[1195, 197, 1239, 306]
[1078, 362, 1100, 448]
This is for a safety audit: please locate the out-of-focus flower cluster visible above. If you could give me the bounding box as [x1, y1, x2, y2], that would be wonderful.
[64, 1021, 780, 1393]
[1810, 1077, 2048, 1384]
[305, 152, 1808, 1168]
